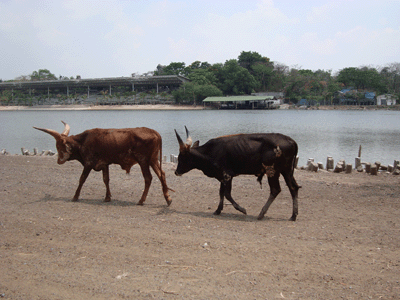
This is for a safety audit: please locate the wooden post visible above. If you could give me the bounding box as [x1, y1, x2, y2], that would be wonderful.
[370, 164, 378, 175]
[358, 145, 362, 158]
[393, 160, 399, 173]
[326, 156, 334, 170]
[334, 160, 345, 173]
[345, 164, 352, 174]
[355, 157, 361, 169]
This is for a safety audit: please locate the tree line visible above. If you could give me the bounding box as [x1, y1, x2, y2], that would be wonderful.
[156, 51, 399, 105]
[2, 51, 400, 105]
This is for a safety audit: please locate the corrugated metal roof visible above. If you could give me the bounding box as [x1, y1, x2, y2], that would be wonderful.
[203, 95, 274, 102]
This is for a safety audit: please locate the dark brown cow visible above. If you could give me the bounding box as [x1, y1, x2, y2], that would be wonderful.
[34, 121, 172, 205]
[175, 127, 299, 220]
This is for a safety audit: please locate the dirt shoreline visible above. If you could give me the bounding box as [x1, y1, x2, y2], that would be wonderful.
[1, 155, 399, 299]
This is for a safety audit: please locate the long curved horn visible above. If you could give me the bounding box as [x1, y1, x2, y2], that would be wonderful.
[61, 121, 70, 136]
[33, 126, 61, 140]
[175, 129, 185, 149]
[185, 126, 192, 147]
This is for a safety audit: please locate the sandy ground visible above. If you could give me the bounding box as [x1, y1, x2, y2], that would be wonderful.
[1, 155, 400, 299]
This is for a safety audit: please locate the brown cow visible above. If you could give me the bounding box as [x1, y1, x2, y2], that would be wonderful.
[34, 121, 172, 205]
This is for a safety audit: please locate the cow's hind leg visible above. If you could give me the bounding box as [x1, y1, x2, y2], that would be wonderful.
[150, 159, 172, 206]
[72, 166, 92, 201]
[215, 179, 247, 215]
[102, 166, 111, 202]
[282, 171, 299, 221]
[137, 163, 152, 205]
[257, 173, 281, 220]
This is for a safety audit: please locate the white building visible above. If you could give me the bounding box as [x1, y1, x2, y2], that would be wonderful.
[377, 94, 397, 106]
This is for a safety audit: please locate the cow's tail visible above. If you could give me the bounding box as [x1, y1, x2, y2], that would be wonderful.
[291, 141, 301, 189]
[159, 138, 175, 193]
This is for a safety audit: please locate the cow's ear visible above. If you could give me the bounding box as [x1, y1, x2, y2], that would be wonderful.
[63, 139, 73, 154]
[65, 143, 72, 154]
[192, 140, 200, 148]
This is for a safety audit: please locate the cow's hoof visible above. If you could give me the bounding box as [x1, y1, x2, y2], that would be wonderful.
[257, 214, 264, 220]
[104, 197, 111, 202]
[166, 199, 172, 206]
[72, 197, 79, 202]
[290, 215, 297, 221]
[213, 210, 221, 215]
[137, 202, 144, 206]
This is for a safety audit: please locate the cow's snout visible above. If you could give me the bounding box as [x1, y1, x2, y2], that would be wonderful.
[175, 170, 182, 176]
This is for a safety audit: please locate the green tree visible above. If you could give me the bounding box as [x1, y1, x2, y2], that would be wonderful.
[238, 51, 274, 91]
[269, 63, 288, 92]
[238, 51, 269, 71]
[138, 92, 147, 104]
[337, 67, 383, 91]
[187, 61, 211, 70]
[252, 63, 274, 91]
[219, 59, 257, 95]
[188, 68, 218, 86]
[30, 69, 57, 81]
[172, 82, 222, 104]
[0, 90, 13, 105]
[161, 62, 187, 76]
[195, 84, 223, 102]
[336, 67, 358, 87]
[148, 90, 157, 104]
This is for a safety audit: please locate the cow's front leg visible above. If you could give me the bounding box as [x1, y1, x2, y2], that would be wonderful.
[73, 166, 92, 201]
[213, 182, 225, 215]
[223, 178, 247, 215]
[102, 166, 111, 202]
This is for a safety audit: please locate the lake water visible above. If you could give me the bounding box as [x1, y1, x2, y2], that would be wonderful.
[1, 109, 399, 167]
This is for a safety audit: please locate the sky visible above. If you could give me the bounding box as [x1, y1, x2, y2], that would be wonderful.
[1, 0, 399, 81]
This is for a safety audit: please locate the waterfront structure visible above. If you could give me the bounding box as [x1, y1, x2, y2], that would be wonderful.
[377, 94, 397, 106]
[0, 75, 190, 105]
[203, 95, 277, 109]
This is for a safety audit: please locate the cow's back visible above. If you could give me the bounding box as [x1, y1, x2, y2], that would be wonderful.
[202, 133, 297, 175]
[76, 127, 161, 167]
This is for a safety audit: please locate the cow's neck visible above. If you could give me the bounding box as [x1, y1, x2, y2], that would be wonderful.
[192, 148, 222, 180]
[67, 136, 84, 164]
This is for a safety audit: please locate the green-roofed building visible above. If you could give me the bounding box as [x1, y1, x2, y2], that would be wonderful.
[203, 95, 278, 109]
